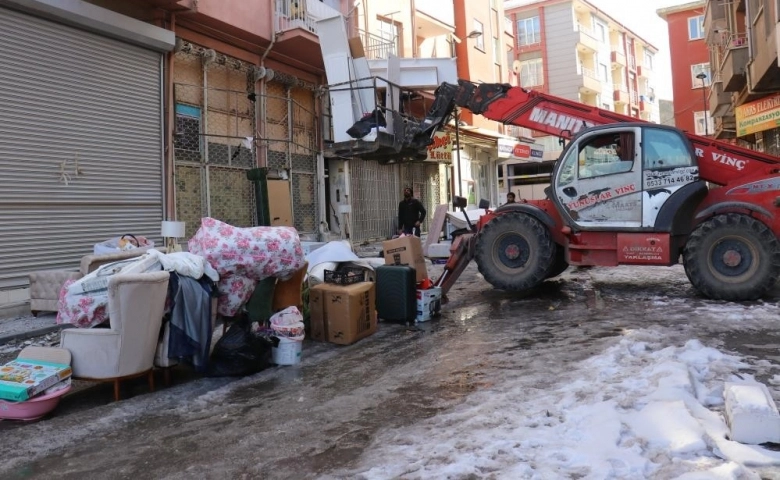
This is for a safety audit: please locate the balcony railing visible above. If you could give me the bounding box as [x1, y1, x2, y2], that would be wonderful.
[504, 16, 514, 35]
[576, 24, 599, 52]
[275, 0, 342, 35]
[358, 29, 397, 60]
[581, 66, 598, 80]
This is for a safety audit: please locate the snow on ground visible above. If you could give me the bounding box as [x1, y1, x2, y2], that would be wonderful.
[337, 331, 780, 479]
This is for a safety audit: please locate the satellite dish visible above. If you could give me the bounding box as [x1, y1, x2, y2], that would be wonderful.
[512, 59, 522, 74]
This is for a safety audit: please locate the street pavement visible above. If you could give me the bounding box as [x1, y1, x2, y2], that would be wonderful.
[2, 262, 780, 478]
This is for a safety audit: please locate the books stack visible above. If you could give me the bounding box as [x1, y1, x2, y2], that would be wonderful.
[0, 357, 72, 402]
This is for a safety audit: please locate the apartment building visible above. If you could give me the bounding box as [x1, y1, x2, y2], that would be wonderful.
[451, 0, 515, 207]
[700, 0, 780, 154]
[0, 0, 342, 311]
[504, 0, 658, 199]
[657, 1, 712, 137]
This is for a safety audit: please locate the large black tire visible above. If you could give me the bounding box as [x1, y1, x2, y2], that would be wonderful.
[683, 213, 780, 301]
[475, 212, 555, 291]
[546, 244, 569, 279]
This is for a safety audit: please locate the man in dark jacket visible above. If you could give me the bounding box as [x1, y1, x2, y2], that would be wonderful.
[398, 187, 426, 237]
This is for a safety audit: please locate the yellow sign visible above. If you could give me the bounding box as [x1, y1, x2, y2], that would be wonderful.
[735, 93, 780, 136]
[426, 132, 452, 162]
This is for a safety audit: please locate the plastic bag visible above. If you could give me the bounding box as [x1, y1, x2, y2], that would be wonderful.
[270, 306, 305, 341]
[206, 322, 279, 377]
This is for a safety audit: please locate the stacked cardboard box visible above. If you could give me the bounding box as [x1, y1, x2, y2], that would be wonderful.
[309, 282, 377, 345]
[382, 236, 428, 282]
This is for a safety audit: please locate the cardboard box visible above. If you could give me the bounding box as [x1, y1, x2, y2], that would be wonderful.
[382, 236, 428, 282]
[0, 358, 72, 402]
[416, 287, 442, 322]
[309, 282, 377, 345]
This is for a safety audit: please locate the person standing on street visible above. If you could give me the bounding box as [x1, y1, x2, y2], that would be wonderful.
[398, 187, 426, 237]
[504, 192, 516, 205]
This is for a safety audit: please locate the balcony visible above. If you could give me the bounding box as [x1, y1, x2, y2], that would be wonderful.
[275, 0, 341, 34]
[273, 0, 343, 69]
[579, 66, 602, 94]
[613, 85, 629, 104]
[576, 24, 599, 53]
[704, 0, 727, 45]
[358, 29, 397, 60]
[708, 75, 732, 117]
[415, 0, 455, 43]
[636, 64, 651, 78]
[610, 49, 626, 68]
[639, 94, 653, 112]
[720, 36, 749, 91]
[627, 54, 636, 72]
[714, 115, 737, 139]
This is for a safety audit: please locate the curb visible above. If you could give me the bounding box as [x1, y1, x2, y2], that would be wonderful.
[0, 324, 67, 347]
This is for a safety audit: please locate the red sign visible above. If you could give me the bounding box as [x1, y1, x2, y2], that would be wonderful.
[513, 144, 530, 158]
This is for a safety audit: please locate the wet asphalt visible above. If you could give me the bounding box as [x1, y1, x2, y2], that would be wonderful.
[2, 263, 780, 479]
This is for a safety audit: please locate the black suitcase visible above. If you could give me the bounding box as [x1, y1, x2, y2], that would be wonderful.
[376, 265, 416, 322]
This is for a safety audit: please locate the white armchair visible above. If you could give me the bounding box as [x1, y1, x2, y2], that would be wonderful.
[60, 271, 170, 401]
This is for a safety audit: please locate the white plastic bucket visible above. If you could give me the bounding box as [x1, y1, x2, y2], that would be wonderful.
[272, 337, 302, 365]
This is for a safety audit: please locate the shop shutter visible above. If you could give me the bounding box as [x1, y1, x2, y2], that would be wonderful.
[0, 6, 164, 288]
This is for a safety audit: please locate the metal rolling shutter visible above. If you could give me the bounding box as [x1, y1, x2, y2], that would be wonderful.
[0, 6, 164, 288]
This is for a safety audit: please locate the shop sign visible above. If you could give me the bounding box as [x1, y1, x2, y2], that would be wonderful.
[426, 132, 452, 162]
[735, 93, 780, 136]
[497, 138, 544, 161]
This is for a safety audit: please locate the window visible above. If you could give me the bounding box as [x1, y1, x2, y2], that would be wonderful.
[517, 16, 541, 46]
[174, 104, 202, 162]
[615, 32, 625, 54]
[377, 16, 400, 55]
[594, 20, 607, 43]
[578, 132, 635, 179]
[644, 50, 654, 70]
[506, 46, 514, 71]
[493, 37, 500, 64]
[473, 19, 485, 50]
[691, 63, 711, 88]
[519, 58, 544, 87]
[599, 63, 609, 81]
[688, 15, 704, 40]
[643, 128, 694, 169]
[694, 111, 714, 136]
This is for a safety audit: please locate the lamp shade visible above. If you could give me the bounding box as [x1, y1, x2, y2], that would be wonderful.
[161, 221, 185, 238]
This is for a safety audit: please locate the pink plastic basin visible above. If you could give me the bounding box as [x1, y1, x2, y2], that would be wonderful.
[0, 385, 72, 421]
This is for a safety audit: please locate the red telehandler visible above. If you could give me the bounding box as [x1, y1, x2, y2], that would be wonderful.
[408, 80, 780, 301]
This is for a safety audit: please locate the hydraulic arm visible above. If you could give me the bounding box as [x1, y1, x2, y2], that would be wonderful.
[412, 80, 780, 187]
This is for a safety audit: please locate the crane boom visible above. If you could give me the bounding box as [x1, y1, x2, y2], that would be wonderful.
[412, 80, 780, 187]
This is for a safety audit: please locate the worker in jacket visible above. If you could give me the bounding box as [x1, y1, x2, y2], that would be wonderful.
[397, 187, 426, 237]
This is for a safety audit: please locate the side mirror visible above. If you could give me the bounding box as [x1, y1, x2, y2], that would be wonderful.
[453, 196, 467, 209]
[478, 198, 490, 209]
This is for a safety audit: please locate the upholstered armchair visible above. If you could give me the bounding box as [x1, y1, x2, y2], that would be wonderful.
[29, 247, 165, 316]
[60, 271, 169, 401]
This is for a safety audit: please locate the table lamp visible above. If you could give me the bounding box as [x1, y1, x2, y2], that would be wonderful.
[161, 220, 185, 253]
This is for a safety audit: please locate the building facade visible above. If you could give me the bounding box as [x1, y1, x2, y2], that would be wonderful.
[503, 0, 658, 200]
[322, 0, 455, 243]
[700, 0, 780, 154]
[0, 0, 341, 312]
[657, 1, 712, 137]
